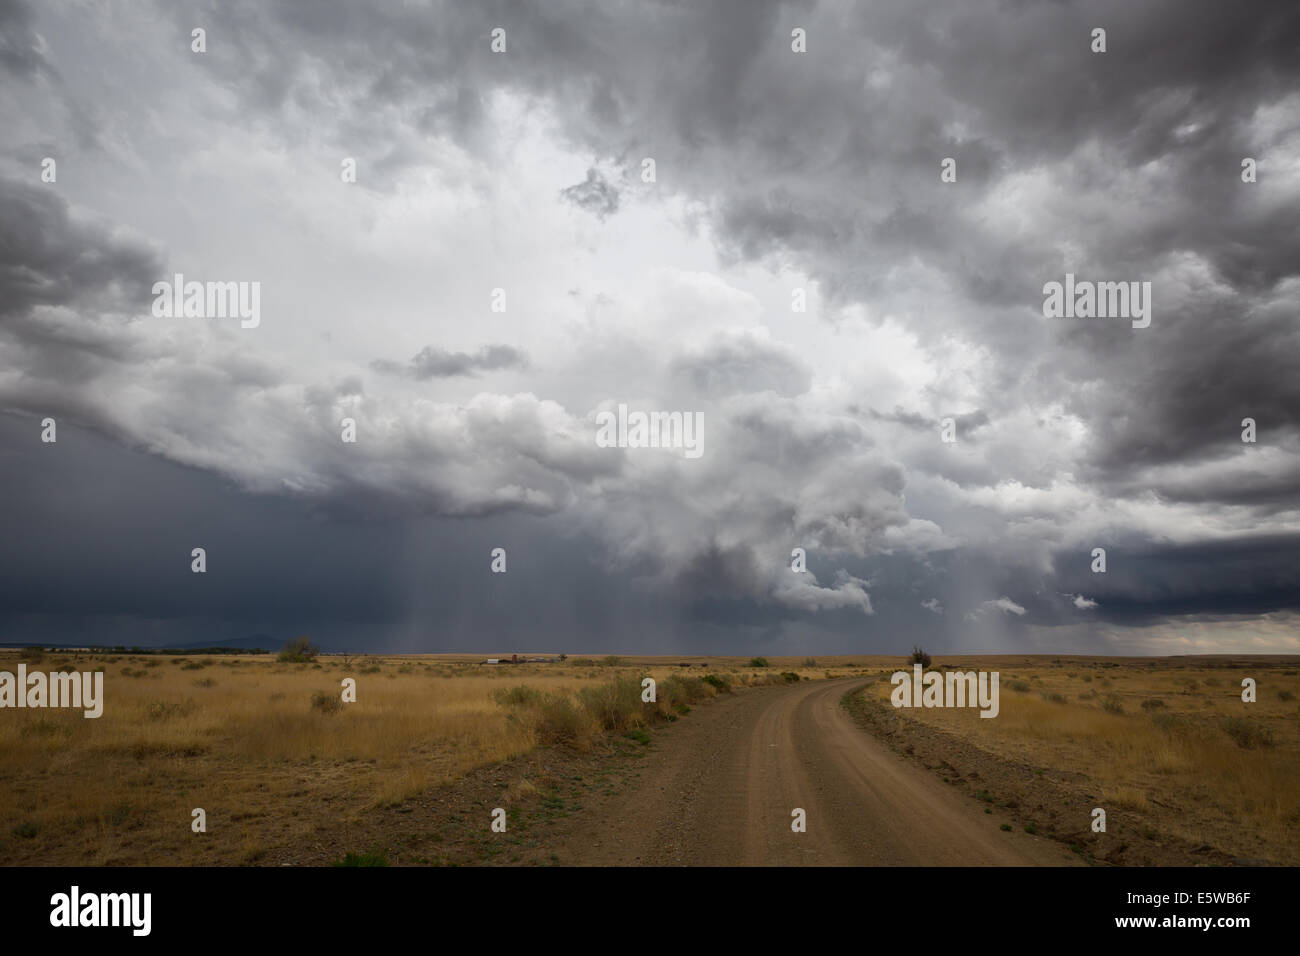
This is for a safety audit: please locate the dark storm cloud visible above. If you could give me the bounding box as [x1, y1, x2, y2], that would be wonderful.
[0, 407, 1284, 654]
[372, 343, 528, 379]
[669, 329, 811, 398]
[673, 542, 765, 607]
[3, 0, 1298, 650]
[559, 167, 618, 219]
[0, 0, 50, 79]
[0, 174, 304, 486]
[1143, 459, 1300, 513]
[0, 178, 160, 320]
[176, 0, 1300, 483]
[0, 177, 172, 427]
[862, 1, 1300, 157]
[158, 0, 1300, 292]
[0, 415, 808, 654]
[860, 406, 931, 431]
[1052, 280, 1300, 493]
[1050, 534, 1300, 623]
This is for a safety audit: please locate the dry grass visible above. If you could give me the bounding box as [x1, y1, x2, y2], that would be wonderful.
[862, 656, 1300, 861]
[0, 651, 783, 865]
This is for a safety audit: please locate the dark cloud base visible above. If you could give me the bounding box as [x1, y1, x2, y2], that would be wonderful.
[4, 415, 1293, 653]
[1, 0, 1297, 654]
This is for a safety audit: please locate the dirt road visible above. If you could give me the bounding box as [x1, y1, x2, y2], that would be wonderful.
[552, 677, 1082, 866]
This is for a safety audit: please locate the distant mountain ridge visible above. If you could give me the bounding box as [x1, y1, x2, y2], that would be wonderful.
[0, 634, 289, 652]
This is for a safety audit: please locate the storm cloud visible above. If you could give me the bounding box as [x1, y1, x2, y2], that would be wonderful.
[0, 0, 1297, 654]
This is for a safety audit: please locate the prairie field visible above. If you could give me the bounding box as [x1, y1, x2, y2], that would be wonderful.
[0, 650, 797, 865]
[2, 650, 1296, 865]
[853, 655, 1300, 864]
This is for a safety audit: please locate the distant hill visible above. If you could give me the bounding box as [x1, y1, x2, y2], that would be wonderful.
[172, 634, 282, 652]
[0, 634, 282, 653]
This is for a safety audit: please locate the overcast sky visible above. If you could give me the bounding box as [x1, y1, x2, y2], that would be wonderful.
[2, 0, 1298, 655]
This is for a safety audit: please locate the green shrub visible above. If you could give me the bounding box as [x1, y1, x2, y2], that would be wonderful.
[493, 670, 725, 750]
[493, 685, 544, 708]
[1219, 717, 1274, 749]
[1140, 698, 1165, 710]
[279, 636, 320, 663]
[311, 690, 342, 715]
[145, 699, 197, 721]
[578, 676, 645, 732]
[909, 646, 931, 668]
[531, 695, 596, 746]
[1102, 696, 1124, 714]
[103, 802, 135, 827]
[748, 657, 769, 668]
[651, 675, 712, 718]
[661, 673, 708, 702]
[780, 671, 801, 683]
[1151, 712, 1193, 734]
[702, 674, 730, 692]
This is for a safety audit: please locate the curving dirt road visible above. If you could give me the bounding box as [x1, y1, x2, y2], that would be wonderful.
[552, 677, 1082, 866]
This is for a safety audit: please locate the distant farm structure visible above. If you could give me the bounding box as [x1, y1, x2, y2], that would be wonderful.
[482, 654, 560, 665]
